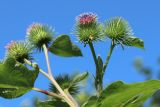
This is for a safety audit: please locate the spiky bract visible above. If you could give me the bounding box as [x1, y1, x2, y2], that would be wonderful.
[5, 41, 32, 63]
[75, 13, 103, 44]
[27, 23, 54, 51]
[104, 17, 133, 44]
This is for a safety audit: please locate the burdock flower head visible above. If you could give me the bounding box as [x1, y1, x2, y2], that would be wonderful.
[104, 17, 133, 44]
[75, 12, 103, 44]
[27, 23, 54, 51]
[5, 41, 32, 63]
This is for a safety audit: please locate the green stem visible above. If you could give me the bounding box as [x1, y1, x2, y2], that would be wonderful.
[65, 89, 79, 107]
[42, 44, 77, 107]
[25, 59, 76, 106]
[88, 42, 102, 95]
[88, 42, 99, 69]
[24, 58, 77, 107]
[103, 41, 115, 75]
[24, 58, 49, 78]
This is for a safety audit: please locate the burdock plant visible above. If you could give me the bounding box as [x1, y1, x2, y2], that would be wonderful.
[1, 13, 160, 107]
[74, 13, 144, 96]
[0, 22, 84, 107]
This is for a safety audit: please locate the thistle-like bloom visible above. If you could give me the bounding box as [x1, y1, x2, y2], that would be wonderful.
[27, 23, 54, 51]
[104, 17, 133, 44]
[5, 41, 32, 63]
[75, 12, 103, 44]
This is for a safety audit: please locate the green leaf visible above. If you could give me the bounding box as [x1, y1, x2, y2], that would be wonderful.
[49, 35, 82, 57]
[83, 80, 160, 107]
[0, 58, 39, 99]
[72, 72, 88, 84]
[38, 100, 69, 107]
[123, 36, 144, 49]
[82, 96, 99, 107]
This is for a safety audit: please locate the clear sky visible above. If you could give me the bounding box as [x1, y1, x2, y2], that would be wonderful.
[0, 0, 160, 106]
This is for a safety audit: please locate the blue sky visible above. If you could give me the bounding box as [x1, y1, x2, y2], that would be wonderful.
[0, 0, 160, 106]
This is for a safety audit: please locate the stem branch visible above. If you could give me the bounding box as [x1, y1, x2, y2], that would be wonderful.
[103, 41, 115, 74]
[24, 58, 49, 78]
[65, 89, 79, 107]
[88, 42, 102, 95]
[32, 87, 63, 99]
[88, 42, 99, 69]
[42, 44, 77, 107]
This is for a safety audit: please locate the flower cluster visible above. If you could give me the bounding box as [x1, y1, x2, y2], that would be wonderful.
[27, 23, 54, 51]
[5, 41, 32, 63]
[75, 13, 103, 44]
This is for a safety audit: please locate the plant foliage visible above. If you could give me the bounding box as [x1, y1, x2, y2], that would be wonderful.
[0, 58, 39, 99]
[83, 80, 160, 107]
[49, 35, 82, 57]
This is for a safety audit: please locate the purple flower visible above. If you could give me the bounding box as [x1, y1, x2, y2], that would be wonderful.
[77, 13, 97, 25]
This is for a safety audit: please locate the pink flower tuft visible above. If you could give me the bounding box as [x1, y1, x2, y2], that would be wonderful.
[77, 13, 97, 25]
[5, 41, 16, 50]
[27, 23, 42, 35]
